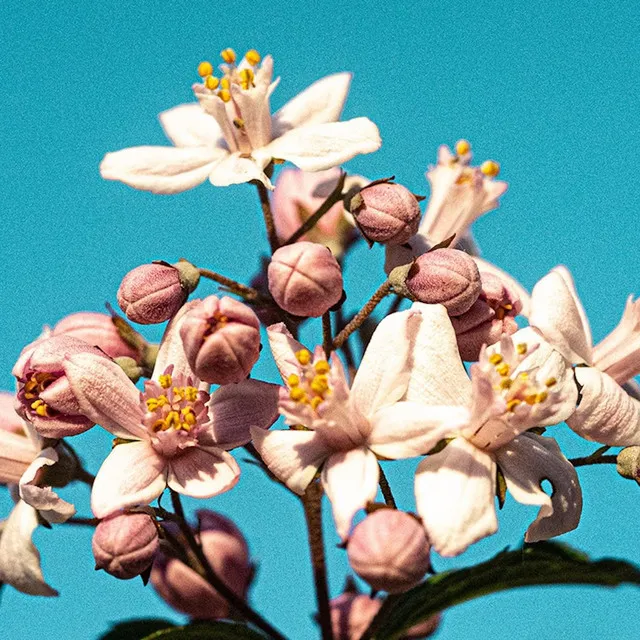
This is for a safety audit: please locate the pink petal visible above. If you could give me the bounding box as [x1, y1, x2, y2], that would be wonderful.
[472, 257, 531, 318]
[0, 429, 38, 484]
[91, 441, 167, 518]
[167, 447, 239, 498]
[159, 103, 224, 148]
[266, 323, 308, 382]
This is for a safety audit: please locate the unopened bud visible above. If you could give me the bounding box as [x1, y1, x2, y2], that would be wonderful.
[114, 356, 144, 383]
[617, 446, 640, 483]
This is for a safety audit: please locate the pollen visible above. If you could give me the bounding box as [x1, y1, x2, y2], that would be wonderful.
[290, 387, 307, 402]
[239, 68, 254, 88]
[495, 362, 510, 377]
[287, 373, 300, 387]
[310, 375, 329, 394]
[205, 75, 220, 90]
[489, 353, 503, 365]
[197, 61, 213, 77]
[245, 49, 261, 65]
[30, 399, 51, 417]
[221, 48, 237, 64]
[220, 77, 231, 90]
[296, 349, 312, 365]
[516, 343, 528, 355]
[545, 377, 557, 387]
[159, 374, 173, 389]
[218, 89, 231, 102]
[480, 160, 500, 178]
[499, 377, 512, 390]
[314, 360, 330, 374]
[455, 139, 471, 155]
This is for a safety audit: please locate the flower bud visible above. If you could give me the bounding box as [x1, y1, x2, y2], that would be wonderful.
[180, 296, 261, 385]
[347, 510, 431, 593]
[351, 182, 421, 246]
[93, 512, 159, 580]
[617, 446, 640, 483]
[117, 260, 199, 325]
[268, 242, 343, 317]
[150, 510, 252, 620]
[402, 249, 481, 315]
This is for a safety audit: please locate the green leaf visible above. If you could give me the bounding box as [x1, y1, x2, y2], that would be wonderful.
[99, 619, 176, 640]
[141, 621, 268, 640]
[365, 541, 640, 639]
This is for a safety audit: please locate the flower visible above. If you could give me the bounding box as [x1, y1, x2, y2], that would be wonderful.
[100, 50, 381, 193]
[64, 304, 279, 518]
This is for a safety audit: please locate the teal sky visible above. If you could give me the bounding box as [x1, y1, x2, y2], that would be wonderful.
[2, 1, 640, 638]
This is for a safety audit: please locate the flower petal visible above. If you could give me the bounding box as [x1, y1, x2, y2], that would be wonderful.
[91, 441, 167, 518]
[266, 323, 308, 382]
[496, 434, 582, 542]
[100, 145, 227, 195]
[415, 437, 497, 557]
[250, 427, 331, 495]
[472, 257, 531, 318]
[271, 73, 352, 137]
[529, 267, 592, 364]
[159, 103, 225, 147]
[567, 367, 640, 446]
[321, 447, 379, 541]
[167, 447, 239, 498]
[259, 118, 381, 172]
[0, 429, 38, 484]
[0, 500, 57, 596]
[208, 153, 273, 188]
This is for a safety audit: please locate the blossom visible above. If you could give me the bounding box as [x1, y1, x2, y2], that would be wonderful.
[64, 304, 279, 518]
[100, 50, 381, 193]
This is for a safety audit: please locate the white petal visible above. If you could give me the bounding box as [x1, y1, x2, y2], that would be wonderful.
[472, 257, 531, 318]
[266, 323, 308, 382]
[567, 367, 640, 446]
[415, 437, 497, 557]
[159, 103, 224, 147]
[231, 80, 272, 150]
[529, 267, 592, 364]
[496, 434, 582, 542]
[321, 447, 379, 541]
[208, 153, 272, 188]
[259, 118, 381, 172]
[271, 73, 352, 137]
[0, 429, 38, 485]
[167, 447, 239, 498]
[100, 146, 227, 195]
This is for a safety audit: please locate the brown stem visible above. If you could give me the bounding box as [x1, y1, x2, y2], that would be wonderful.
[198, 268, 264, 302]
[333, 281, 392, 350]
[302, 481, 334, 640]
[378, 465, 397, 508]
[169, 491, 286, 640]
[284, 172, 346, 246]
[75, 467, 95, 487]
[570, 455, 618, 467]
[63, 516, 99, 527]
[322, 311, 333, 356]
[256, 182, 280, 254]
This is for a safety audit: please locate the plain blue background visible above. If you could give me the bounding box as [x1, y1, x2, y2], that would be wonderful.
[2, 1, 640, 638]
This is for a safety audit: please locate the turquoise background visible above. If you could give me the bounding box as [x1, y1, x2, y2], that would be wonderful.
[2, 1, 640, 638]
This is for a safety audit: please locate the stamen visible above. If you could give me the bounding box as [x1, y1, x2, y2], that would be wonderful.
[495, 362, 510, 377]
[489, 353, 503, 365]
[205, 75, 219, 90]
[290, 387, 307, 402]
[545, 377, 557, 387]
[295, 349, 312, 365]
[185, 387, 199, 402]
[221, 48, 237, 64]
[287, 374, 300, 387]
[218, 89, 231, 102]
[311, 396, 323, 410]
[197, 61, 213, 77]
[314, 360, 330, 374]
[159, 374, 172, 389]
[310, 375, 329, 394]
[480, 160, 500, 178]
[516, 343, 528, 355]
[506, 399, 521, 412]
[500, 378, 512, 390]
[455, 139, 471, 155]
[245, 49, 261, 65]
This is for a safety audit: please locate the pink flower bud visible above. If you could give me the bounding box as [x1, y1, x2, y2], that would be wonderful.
[52, 312, 140, 361]
[150, 510, 252, 620]
[180, 296, 261, 385]
[351, 182, 421, 246]
[268, 242, 343, 317]
[347, 510, 431, 593]
[404, 249, 481, 316]
[12, 335, 110, 438]
[117, 260, 200, 325]
[0, 391, 24, 434]
[93, 512, 159, 580]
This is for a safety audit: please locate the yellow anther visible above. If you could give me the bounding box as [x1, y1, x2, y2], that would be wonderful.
[310, 375, 329, 394]
[314, 360, 330, 374]
[489, 353, 503, 365]
[310, 396, 323, 410]
[506, 399, 522, 412]
[166, 411, 181, 429]
[146, 398, 159, 411]
[205, 75, 220, 90]
[221, 48, 237, 64]
[287, 374, 300, 387]
[185, 386, 199, 402]
[218, 89, 231, 102]
[245, 49, 261, 65]
[524, 394, 538, 405]
[152, 419, 166, 432]
[518, 372, 529, 380]
[480, 160, 500, 178]
[455, 139, 471, 155]
[289, 387, 307, 402]
[496, 362, 510, 377]
[31, 400, 50, 417]
[159, 374, 172, 389]
[240, 68, 254, 83]
[516, 343, 528, 355]
[545, 377, 557, 388]
[503, 304, 513, 311]
[220, 77, 231, 90]
[295, 349, 312, 365]
[536, 391, 549, 403]
[198, 61, 213, 77]
[500, 377, 513, 390]
[182, 409, 197, 426]
[233, 118, 245, 129]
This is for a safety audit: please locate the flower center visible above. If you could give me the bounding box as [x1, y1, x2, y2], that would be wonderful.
[21, 371, 57, 418]
[203, 312, 228, 337]
[450, 140, 500, 183]
[286, 349, 332, 411]
[196, 48, 262, 103]
[143, 373, 205, 433]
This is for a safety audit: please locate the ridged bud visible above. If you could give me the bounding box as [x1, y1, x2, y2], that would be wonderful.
[180, 296, 261, 385]
[268, 242, 343, 317]
[617, 446, 640, 483]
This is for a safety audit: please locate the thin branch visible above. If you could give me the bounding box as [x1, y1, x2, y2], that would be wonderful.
[322, 311, 333, 356]
[256, 182, 280, 254]
[570, 455, 617, 467]
[62, 516, 99, 527]
[198, 268, 264, 302]
[378, 465, 397, 509]
[75, 467, 95, 487]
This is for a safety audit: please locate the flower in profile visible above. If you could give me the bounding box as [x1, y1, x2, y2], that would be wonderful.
[100, 49, 381, 193]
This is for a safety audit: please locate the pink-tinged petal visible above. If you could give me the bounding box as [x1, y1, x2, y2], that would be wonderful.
[0, 430, 38, 484]
[208, 154, 272, 188]
[321, 447, 379, 541]
[529, 267, 592, 364]
[250, 427, 331, 495]
[207, 380, 279, 449]
[91, 441, 167, 518]
[266, 323, 308, 382]
[415, 437, 497, 557]
[167, 447, 239, 498]
[230, 74, 272, 150]
[100, 146, 227, 195]
[496, 434, 582, 542]
[271, 73, 352, 137]
[368, 402, 469, 459]
[65, 353, 146, 439]
[472, 257, 531, 318]
[159, 104, 224, 148]
[0, 500, 57, 596]
[259, 118, 381, 172]
[0, 391, 24, 434]
[18, 447, 76, 524]
[567, 367, 640, 446]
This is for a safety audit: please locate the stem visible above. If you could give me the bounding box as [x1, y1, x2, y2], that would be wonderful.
[75, 467, 95, 487]
[284, 172, 346, 246]
[198, 268, 263, 302]
[256, 182, 280, 254]
[302, 482, 334, 640]
[570, 455, 617, 467]
[169, 491, 286, 640]
[322, 311, 333, 356]
[378, 465, 397, 508]
[63, 516, 99, 527]
[333, 281, 392, 350]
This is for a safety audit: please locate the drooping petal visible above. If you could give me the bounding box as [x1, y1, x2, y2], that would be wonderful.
[567, 367, 640, 446]
[18, 448, 76, 524]
[415, 437, 497, 557]
[321, 447, 379, 541]
[271, 73, 352, 137]
[368, 402, 469, 459]
[529, 267, 592, 364]
[65, 353, 146, 440]
[208, 153, 273, 189]
[472, 257, 531, 318]
[496, 434, 582, 542]
[0, 500, 57, 596]
[0, 429, 38, 484]
[91, 441, 167, 518]
[167, 447, 239, 498]
[159, 103, 225, 148]
[100, 146, 228, 195]
[251, 427, 332, 495]
[266, 323, 308, 382]
[258, 118, 381, 172]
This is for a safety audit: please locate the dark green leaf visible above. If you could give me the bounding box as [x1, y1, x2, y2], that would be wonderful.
[364, 541, 640, 639]
[141, 621, 268, 640]
[99, 619, 176, 640]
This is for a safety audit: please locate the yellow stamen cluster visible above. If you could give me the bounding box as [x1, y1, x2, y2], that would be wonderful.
[197, 48, 262, 103]
[203, 312, 229, 337]
[481, 160, 501, 178]
[287, 350, 332, 411]
[146, 383, 200, 432]
[23, 372, 56, 417]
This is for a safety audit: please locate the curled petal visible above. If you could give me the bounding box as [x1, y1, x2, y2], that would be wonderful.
[159, 104, 225, 148]
[208, 154, 272, 189]
[167, 447, 239, 498]
[266, 323, 309, 382]
[472, 257, 531, 318]
[0, 429, 38, 484]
